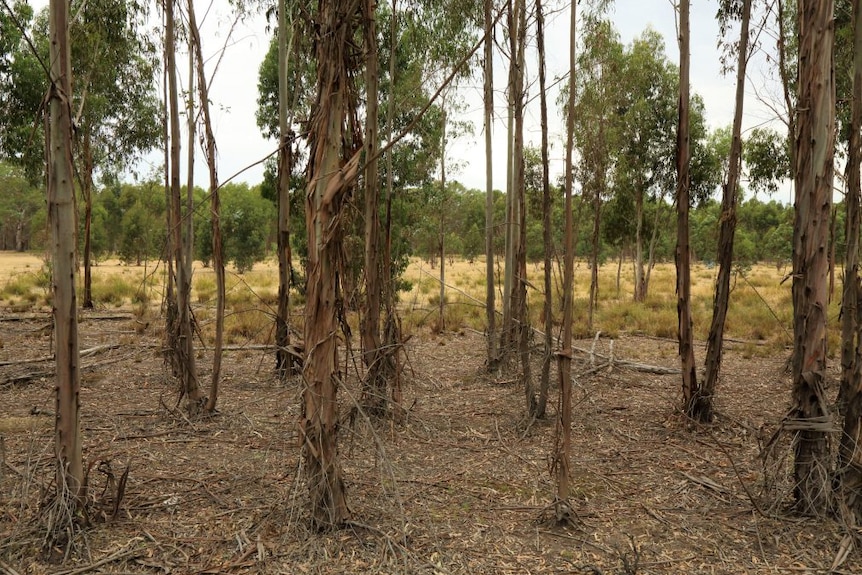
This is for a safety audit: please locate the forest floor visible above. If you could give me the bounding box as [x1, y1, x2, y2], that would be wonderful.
[0, 310, 860, 574]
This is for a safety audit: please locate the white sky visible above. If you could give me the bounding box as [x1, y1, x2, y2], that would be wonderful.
[29, 0, 789, 197]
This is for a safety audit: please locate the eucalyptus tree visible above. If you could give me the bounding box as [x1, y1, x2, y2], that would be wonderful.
[839, 0, 862, 523]
[164, 0, 202, 413]
[554, 0, 576, 523]
[302, 0, 363, 528]
[571, 14, 624, 331]
[791, 0, 835, 516]
[483, 0, 496, 369]
[676, 0, 699, 417]
[534, 0, 551, 419]
[47, 0, 84, 526]
[699, 0, 754, 423]
[0, 1, 44, 181]
[186, 0, 227, 413]
[69, 0, 160, 309]
[612, 30, 678, 302]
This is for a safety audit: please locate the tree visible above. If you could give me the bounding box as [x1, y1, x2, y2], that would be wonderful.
[839, 0, 862, 524]
[276, 0, 300, 379]
[613, 30, 679, 302]
[534, 0, 551, 419]
[48, 0, 84, 528]
[186, 0, 226, 414]
[164, 0, 202, 414]
[69, 0, 160, 309]
[301, 0, 362, 528]
[676, 0, 699, 416]
[791, 0, 834, 516]
[554, 0, 576, 523]
[572, 13, 623, 331]
[699, 0, 753, 423]
[483, 0, 496, 369]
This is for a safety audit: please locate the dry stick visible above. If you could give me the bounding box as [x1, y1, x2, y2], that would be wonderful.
[51, 544, 143, 575]
[703, 426, 770, 519]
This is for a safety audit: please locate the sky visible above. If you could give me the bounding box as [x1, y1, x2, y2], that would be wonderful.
[29, 0, 788, 198]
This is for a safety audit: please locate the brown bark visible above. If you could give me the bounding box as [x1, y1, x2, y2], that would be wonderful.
[840, 0, 862, 524]
[302, 0, 361, 528]
[82, 129, 94, 310]
[555, 0, 576, 516]
[484, 0, 497, 370]
[48, 0, 84, 508]
[165, 0, 200, 413]
[361, 0, 387, 416]
[791, 0, 834, 516]
[186, 0, 224, 415]
[276, 1, 295, 380]
[700, 0, 752, 423]
[535, 0, 550, 419]
[676, 0, 699, 416]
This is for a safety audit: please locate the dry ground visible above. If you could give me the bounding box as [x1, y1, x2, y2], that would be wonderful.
[1, 308, 860, 574]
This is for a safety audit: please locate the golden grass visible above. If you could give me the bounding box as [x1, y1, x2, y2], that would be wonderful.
[0, 251, 839, 351]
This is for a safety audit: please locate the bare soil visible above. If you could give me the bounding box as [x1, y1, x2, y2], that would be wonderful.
[0, 310, 859, 574]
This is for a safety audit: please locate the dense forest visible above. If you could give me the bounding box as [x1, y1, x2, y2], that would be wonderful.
[3, 0, 862, 572]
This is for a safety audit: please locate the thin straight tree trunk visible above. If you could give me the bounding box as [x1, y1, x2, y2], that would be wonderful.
[555, 0, 576, 518]
[792, 0, 834, 516]
[676, 0, 699, 415]
[49, 0, 84, 510]
[302, 0, 361, 527]
[484, 0, 497, 370]
[362, 0, 386, 414]
[588, 176, 601, 332]
[82, 129, 94, 309]
[276, 0, 295, 379]
[162, 32, 175, 321]
[383, 0, 402, 411]
[634, 181, 645, 302]
[166, 0, 201, 412]
[839, 0, 862, 523]
[500, 0, 517, 363]
[187, 0, 224, 414]
[536, 0, 550, 419]
[513, 0, 529, 414]
[439, 104, 447, 331]
[185, 44, 195, 293]
[700, 0, 752, 422]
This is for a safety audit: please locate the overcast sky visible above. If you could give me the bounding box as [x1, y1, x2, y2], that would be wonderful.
[32, 0, 787, 195]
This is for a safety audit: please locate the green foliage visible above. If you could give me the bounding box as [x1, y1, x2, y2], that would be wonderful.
[744, 127, 791, 195]
[0, 162, 44, 250]
[196, 183, 276, 274]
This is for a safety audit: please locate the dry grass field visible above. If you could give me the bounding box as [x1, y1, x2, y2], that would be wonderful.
[1, 251, 859, 574]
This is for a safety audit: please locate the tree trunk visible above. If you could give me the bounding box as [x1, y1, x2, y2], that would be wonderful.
[839, 0, 862, 524]
[276, 0, 296, 380]
[165, 0, 201, 413]
[555, 0, 576, 518]
[676, 0, 699, 416]
[82, 128, 94, 309]
[439, 104, 447, 332]
[302, 0, 361, 528]
[588, 177, 601, 332]
[500, 0, 518, 364]
[634, 183, 645, 302]
[186, 0, 223, 414]
[700, 0, 752, 423]
[383, 0, 403, 412]
[536, 0, 550, 419]
[49, 0, 84, 512]
[484, 0, 497, 371]
[185, 42, 195, 310]
[361, 0, 386, 415]
[792, 0, 834, 516]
